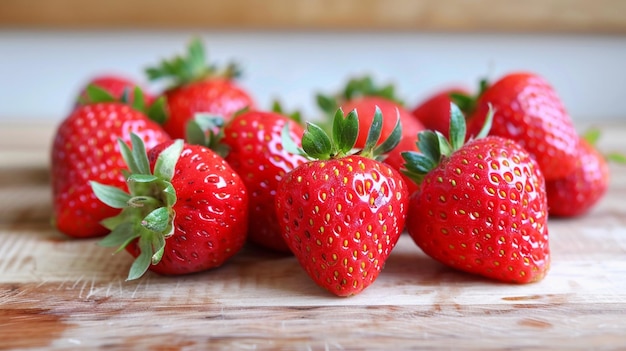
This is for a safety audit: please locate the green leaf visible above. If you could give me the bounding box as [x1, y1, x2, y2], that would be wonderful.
[363, 106, 383, 153]
[151, 234, 166, 265]
[607, 152, 626, 163]
[302, 122, 333, 160]
[436, 131, 453, 157]
[127, 235, 154, 280]
[90, 181, 131, 209]
[280, 123, 305, 157]
[333, 109, 359, 155]
[402, 151, 436, 175]
[374, 113, 402, 158]
[99, 222, 139, 250]
[118, 138, 140, 175]
[130, 133, 150, 175]
[186, 118, 209, 146]
[161, 181, 177, 208]
[583, 128, 602, 146]
[416, 131, 441, 165]
[131, 87, 145, 112]
[154, 139, 184, 181]
[316, 94, 338, 115]
[475, 103, 495, 140]
[448, 103, 467, 151]
[141, 207, 170, 233]
[128, 174, 159, 183]
[86, 85, 116, 104]
[146, 96, 168, 125]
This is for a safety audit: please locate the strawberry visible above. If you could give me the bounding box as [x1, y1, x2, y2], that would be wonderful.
[411, 86, 470, 138]
[460, 72, 579, 180]
[402, 103, 550, 283]
[91, 134, 248, 279]
[188, 109, 308, 252]
[275, 108, 410, 296]
[146, 38, 255, 139]
[316, 76, 424, 148]
[51, 87, 170, 238]
[77, 74, 154, 106]
[545, 129, 624, 217]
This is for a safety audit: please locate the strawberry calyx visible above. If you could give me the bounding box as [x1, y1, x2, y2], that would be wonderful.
[582, 128, 626, 164]
[449, 78, 489, 115]
[81, 84, 167, 124]
[91, 133, 183, 280]
[283, 107, 401, 161]
[146, 37, 242, 89]
[402, 102, 493, 184]
[185, 114, 230, 157]
[271, 99, 303, 125]
[316, 75, 404, 116]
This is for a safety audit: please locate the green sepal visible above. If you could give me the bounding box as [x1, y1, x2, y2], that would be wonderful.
[146, 96, 168, 125]
[128, 236, 154, 280]
[85, 85, 117, 104]
[145, 37, 241, 89]
[184, 114, 229, 157]
[448, 103, 467, 151]
[607, 152, 626, 163]
[316, 93, 339, 115]
[91, 132, 184, 281]
[332, 109, 359, 155]
[342, 76, 403, 105]
[474, 103, 495, 140]
[280, 123, 306, 157]
[90, 182, 131, 209]
[154, 140, 184, 181]
[141, 207, 171, 233]
[362, 107, 383, 154]
[373, 114, 402, 159]
[302, 122, 333, 160]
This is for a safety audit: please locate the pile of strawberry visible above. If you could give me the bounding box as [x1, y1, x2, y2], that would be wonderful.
[50, 38, 619, 296]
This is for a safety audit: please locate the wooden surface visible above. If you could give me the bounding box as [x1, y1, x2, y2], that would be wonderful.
[1, 0, 626, 34]
[1, 122, 626, 350]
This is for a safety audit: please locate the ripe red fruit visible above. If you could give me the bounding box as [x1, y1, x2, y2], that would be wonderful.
[275, 108, 409, 296]
[411, 86, 469, 138]
[146, 38, 255, 139]
[92, 135, 248, 279]
[220, 110, 308, 252]
[546, 134, 611, 217]
[77, 74, 153, 106]
[316, 76, 424, 148]
[403, 104, 550, 283]
[463, 72, 579, 180]
[51, 88, 170, 238]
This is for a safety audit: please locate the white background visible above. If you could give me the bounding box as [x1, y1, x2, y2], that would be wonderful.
[1, 30, 625, 123]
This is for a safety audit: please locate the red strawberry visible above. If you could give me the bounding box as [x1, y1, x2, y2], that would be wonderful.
[51, 87, 170, 238]
[402, 103, 550, 283]
[146, 38, 255, 139]
[219, 110, 308, 252]
[77, 74, 154, 106]
[461, 72, 579, 180]
[411, 86, 469, 138]
[92, 134, 248, 279]
[316, 76, 424, 148]
[275, 108, 409, 296]
[545, 130, 620, 217]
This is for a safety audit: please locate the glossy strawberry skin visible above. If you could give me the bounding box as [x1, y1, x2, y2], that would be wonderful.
[546, 139, 609, 217]
[275, 156, 409, 296]
[51, 103, 170, 238]
[466, 72, 579, 180]
[341, 96, 424, 148]
[77, 75, 153, 105]
[222, 111, 307, 252]
[406, 136, 550, 283]
[411, 88, 468, 138]
[163, 78, 255, 139]
[125, 142, 249, 275]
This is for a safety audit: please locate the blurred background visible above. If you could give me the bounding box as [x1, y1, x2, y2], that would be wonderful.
[1, 0, 625, 124]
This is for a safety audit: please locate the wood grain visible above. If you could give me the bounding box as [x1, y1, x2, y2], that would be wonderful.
[1, 123, 626, 350]
[1, 0, 625, 34]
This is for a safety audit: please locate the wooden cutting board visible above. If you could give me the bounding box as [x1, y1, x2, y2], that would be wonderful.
[1, 123, 626, 350]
